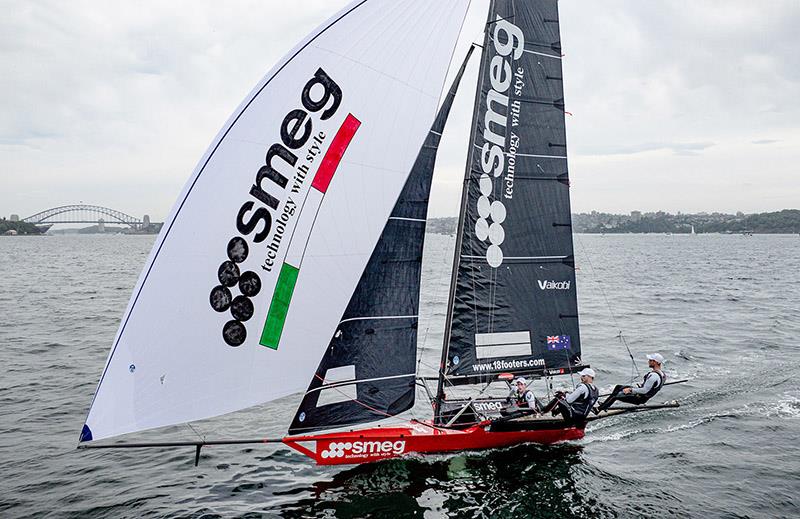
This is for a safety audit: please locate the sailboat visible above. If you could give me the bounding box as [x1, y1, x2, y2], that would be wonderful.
[79, 0, 678, 466]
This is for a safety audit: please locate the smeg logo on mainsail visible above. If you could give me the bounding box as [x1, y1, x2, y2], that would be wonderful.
[209, 68, 343, 347]
[474, 16, 524, 268]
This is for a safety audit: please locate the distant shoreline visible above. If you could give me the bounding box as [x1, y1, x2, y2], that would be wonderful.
[426, 209, 800, 235]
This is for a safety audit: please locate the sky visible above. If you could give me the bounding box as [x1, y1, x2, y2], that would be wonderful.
[1, 0, 798, 220]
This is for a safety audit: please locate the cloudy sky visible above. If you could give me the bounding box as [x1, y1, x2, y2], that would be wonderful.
[2, 0, 798, 220]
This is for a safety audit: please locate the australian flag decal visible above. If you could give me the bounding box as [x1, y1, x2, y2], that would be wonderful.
[546, 335, 571, 351]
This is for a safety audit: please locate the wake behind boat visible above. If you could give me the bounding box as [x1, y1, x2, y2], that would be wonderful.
[78, 0, 683, 466]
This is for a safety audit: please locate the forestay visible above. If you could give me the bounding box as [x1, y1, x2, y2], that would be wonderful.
[81, 0, 470, 442]
[289, 47, 475, 434]
[441, 0, 581, 388]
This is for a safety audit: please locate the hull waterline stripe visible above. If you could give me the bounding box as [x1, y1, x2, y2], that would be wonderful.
[312, 113, 361, 193]
[260, 263, 300, 349]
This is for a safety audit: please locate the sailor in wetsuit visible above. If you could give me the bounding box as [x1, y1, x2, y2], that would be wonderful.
[542, 368, 599, 423]
[596, 353, 666, 413]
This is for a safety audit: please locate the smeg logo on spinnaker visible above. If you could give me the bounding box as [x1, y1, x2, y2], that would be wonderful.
[209, 67, 343, 347]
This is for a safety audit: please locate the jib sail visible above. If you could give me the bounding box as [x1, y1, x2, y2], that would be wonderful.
[439, 0, 581, 391]
[80, 0, 470, 443]
[289, 47, 475, 434]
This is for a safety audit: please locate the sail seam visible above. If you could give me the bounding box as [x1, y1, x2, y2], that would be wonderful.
[523, 49, 561, 59]
[339, 314, 417, 324]
[461, 255, 567, 260]
[307, 373, 416, 395]
[388, 217, 426, 222]
[472, 143, 566, 159]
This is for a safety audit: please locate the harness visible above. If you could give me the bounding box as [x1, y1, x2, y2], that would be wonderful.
[515, 389, 533, 407]
[569, 383, 599, 417]
[642, 370, 665, 398]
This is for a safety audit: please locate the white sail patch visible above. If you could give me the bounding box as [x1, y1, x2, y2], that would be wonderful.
[317, 365, 357, 407]
[475, 331, 532, 359]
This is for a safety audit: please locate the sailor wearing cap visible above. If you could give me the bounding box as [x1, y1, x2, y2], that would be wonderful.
[596, 353, 666, 413]
[542, 368, 599, 422]
[508, 377, 541, 411]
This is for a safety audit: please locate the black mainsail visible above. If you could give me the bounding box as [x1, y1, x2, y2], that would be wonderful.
[289, 48, 475, 434]
[438, 0, 581, 404]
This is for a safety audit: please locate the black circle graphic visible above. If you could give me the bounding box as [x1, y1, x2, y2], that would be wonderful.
[238, 271, 261, 297]
[209, 285, 232, 312]
[223, 320, 247, 346]
[230, 295, 254, 321]
[227, 237, 249, 263]
[218, 260, 240, 287]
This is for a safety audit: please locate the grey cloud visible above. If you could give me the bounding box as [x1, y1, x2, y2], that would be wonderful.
[1, 1, 798, 218]
[578, 141, 715, 157]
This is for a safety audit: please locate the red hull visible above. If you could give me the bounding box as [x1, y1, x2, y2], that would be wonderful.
[283, 420, 585, 465]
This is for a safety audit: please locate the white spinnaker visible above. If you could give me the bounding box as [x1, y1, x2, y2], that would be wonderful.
[82, 0, 470, 442]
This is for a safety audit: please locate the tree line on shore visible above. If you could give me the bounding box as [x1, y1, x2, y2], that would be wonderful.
[425, 209, 800, 235]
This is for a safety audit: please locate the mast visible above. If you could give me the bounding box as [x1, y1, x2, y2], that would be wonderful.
[437, 0, 582, 421]
[435, 2, 496, 423]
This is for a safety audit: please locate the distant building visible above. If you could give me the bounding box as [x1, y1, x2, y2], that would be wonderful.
[10, 214, 19, 222]
[143, 214, 151, 226]
[630, 211, 642, 222]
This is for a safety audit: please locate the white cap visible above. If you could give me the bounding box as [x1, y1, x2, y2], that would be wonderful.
[513, 377, 528, 386]
[578, 368, 595, 378]
[647, 353, 664, 364]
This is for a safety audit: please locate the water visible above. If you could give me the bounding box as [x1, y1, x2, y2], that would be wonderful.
[1, 233, 799, 518]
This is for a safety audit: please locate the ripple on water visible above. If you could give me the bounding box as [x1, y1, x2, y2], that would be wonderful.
[2, 234, 800, 517]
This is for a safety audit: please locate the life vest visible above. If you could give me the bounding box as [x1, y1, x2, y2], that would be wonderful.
[642, 370, 665, 398]
[515, 389, 533, 407]
[570, 383, 599, 417]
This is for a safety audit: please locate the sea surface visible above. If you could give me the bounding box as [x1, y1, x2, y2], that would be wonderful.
[1, 233, 799, 518]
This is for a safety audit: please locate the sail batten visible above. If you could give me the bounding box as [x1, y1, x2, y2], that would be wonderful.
[438, 0, 581, 401]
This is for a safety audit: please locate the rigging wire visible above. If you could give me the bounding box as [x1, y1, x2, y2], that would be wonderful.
[186, 422, 206, 443]
[575, 235, 640, 383]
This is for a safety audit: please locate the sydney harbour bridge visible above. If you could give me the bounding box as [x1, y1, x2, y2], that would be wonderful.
[17, 204, 160, 232]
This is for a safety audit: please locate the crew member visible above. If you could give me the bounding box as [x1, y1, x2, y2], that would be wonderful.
[596, 353, 666, 413]
[542, 368, 599, 423]
[506, 377, 541, 412]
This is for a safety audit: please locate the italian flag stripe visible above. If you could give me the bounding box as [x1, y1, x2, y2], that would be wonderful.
[311, 113, 361, 193]
[260, 262, 300, 349]
[260, 114, 360, 350]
